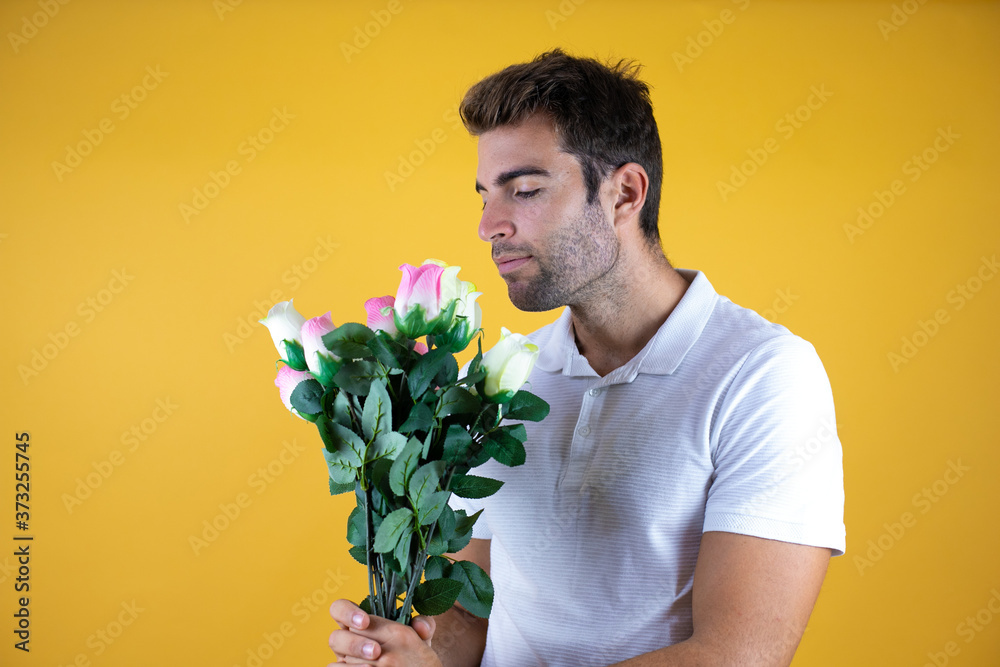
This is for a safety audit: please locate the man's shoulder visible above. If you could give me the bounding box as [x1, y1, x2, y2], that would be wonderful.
[696, 291, 824, 378]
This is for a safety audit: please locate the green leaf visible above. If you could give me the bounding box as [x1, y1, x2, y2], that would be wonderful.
[411, 578, 464, 616]
[322, 322, 375, 360]
[389, 437, 423, 496]
[422, 429, 434, 459]
[407, 347, 451, 398]
[408, 461, 445, 509]
[442, 425, 473, 464]
[399, 402, 433, 434]
[503, 390, 550, 422]
[289, 378, 324, 415]
[358, 594, 373, 613]
[435, 503, 457, 538]
[284, 340, 308, 371]
[427, 506, 455, 556]
[329, 476, 354, 495]
[427, 528, 449, 556]
[437, 386, 480, 418]
[324, 459, 356, 484]
[393, 529, 413, 568]
[461, 342, 485, 387]
[484, 429, 526, 467]
[417, 490, 451, 526]
[369, 484, 390, 517]
[370, 457, 394, 497]
[368, 431, 408, 464]
[349, 545, 368, 565]
[368, 332, 409, 371]
[333, 360, 380, 395]
[503, 423, 528, 443]
[325, 391, 350, 427]
[450, 560, 494, 619]
[383, 549, 404, 575]
[460, 368, 487, 387]
[448, 508, 482, 553]
[424, 555, 450, 580]
[450, 473, 504, 499]
[362, 379, 392, 442]
[434, 351, 460, 388]
[373, 508, 414, 553]
[320, 421, 366, 461]
[346, 505, 366, 547]
[319, 421, 365, 484]
[466, 436, 491, 468]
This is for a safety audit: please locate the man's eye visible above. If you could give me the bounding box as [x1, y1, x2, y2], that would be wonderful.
[516, 189, 540, 199]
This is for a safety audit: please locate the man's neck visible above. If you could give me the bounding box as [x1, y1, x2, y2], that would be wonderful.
[568, 252, 690, 377]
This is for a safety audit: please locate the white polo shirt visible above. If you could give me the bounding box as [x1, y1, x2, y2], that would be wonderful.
[448, 268, 846, 667]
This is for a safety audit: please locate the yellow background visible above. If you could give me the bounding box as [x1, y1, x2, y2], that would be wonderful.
[2, 0, 998, 665]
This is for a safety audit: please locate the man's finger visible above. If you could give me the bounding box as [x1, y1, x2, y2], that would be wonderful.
[330, 598, 369, 631]
[411, 615, 436, 643]
[328, 627, 381, 663]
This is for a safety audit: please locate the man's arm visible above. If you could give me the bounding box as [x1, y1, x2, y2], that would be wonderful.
[609, 531, 831, 667]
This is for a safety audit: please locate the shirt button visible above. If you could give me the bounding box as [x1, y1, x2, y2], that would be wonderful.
[588, 388, 602, 397]
[578, 425, 591, 436]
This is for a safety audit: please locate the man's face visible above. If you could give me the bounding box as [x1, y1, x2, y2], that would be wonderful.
[475, 113, 620, 312]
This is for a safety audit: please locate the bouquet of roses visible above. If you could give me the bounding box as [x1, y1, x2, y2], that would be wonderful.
[260, 259, 549, 624]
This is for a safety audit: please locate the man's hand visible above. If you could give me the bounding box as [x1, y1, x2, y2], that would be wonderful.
[328, 599, 441, 666]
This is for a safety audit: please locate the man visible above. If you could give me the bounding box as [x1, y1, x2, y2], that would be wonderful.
[329, 48, 845, 666]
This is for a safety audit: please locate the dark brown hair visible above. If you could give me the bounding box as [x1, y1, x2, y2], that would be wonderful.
[460, 48, 663, 246]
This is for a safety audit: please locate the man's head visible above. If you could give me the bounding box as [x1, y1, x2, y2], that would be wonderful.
[460, 48, 664, 247]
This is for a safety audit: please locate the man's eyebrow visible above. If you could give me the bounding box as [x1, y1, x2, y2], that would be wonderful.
[475, 167, 551, 194]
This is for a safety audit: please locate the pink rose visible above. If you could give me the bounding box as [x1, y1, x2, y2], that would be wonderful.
[365, 295, 398, 336]
[301, 312, 340, 386]
[392, 259, 481, 349]
[275, 365, 319, 421]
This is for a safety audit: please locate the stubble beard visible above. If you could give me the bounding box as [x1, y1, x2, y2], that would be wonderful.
[501, 201, 620, 312]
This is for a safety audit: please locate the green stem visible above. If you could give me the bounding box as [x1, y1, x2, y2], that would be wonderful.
[377, 553, 387, 618]
[398, 468, 456, 623]
[363, 484, 376, 615]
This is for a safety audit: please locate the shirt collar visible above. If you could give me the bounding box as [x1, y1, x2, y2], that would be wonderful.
[532, 269, 718, 381]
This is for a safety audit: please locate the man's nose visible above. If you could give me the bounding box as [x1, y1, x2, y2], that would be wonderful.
[478, 200, 514, 242]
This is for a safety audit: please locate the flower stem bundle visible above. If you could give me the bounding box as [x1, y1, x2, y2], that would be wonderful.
[261, 259, 549, 623]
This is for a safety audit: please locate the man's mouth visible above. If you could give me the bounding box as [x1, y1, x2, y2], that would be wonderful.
[496, 256, 532, 275]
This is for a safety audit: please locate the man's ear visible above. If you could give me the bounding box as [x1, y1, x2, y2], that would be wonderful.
[610, 162, 649, 229]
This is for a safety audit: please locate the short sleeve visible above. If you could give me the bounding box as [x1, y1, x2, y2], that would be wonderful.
[704, 335, 846, 556]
